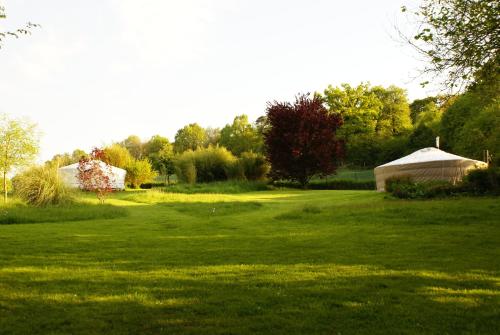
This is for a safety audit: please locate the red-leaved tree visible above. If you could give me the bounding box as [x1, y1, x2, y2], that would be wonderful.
[265, 93, 344, 187]
[77, 148, 113, 203]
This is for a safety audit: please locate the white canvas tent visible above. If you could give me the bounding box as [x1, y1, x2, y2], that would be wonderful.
[374, 147, 488, 191]
[58, 161, 126, 190]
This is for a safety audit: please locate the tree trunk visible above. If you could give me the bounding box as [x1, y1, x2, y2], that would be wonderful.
[3, 170, 7, 203]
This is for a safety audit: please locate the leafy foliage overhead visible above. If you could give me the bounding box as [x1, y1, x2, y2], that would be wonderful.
[0, 5, 39, 49]
[401, 0, 500, 90]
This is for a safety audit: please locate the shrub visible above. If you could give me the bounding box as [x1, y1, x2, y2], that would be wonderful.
[383, 169, 500, 199]
[195, 146, 236, 182]
[12, 165, 72, 206]
[175, 146, 237, 183]
[126, 159, 157, 188]
[273, 179, 375, 190]
[225, 160, 246, 181]
[140, 182, 167, 189]
[102, 143, 133, 169]
[174, 151, 197, 184]
[239, 152, 270, 181]
[78, 149, 115, 203]
[162, 180, 270, 194]
[464, 167, 500, 195]
[310, 179, 375, 190]
[385, 175, 413, 193]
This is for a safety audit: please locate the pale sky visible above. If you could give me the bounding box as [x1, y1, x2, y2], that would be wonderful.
[0, 0, 439, 162]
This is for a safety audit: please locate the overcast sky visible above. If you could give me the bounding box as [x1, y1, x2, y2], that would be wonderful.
[0, 0, 439, 162]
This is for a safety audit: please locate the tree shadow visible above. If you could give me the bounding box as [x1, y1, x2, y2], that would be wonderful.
[0, 264, 499, 334]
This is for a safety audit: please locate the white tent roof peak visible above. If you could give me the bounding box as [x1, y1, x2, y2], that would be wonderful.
[377, 147, 483, 168]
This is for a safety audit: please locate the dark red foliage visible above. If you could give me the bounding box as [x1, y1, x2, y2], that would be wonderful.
[265, 93, 344, 186]
[77, 148, 113, 203]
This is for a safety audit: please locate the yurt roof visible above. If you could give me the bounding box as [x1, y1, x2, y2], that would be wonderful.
[377, 147, 483, 168]
[58, 160, 126, 173]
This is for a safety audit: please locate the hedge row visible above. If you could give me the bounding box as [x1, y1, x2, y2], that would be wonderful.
[386, 167, 500, 199]
[273, 179, 375, 190]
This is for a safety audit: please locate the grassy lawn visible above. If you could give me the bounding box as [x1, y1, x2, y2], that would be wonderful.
[0, 190, 499, 334]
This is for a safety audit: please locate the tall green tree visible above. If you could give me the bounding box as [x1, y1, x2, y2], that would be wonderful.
[46, 149, 88, 168]
[144, 135, 170, 157]
[120, 135, 143, 159]
[401, 0, 499, 89]
[103, 144, 133, 169]
[174, 123, 207, 153]
[205, 127, 221, 147]
[125, 159, 157, 189]
[371, 85, 412, 136]
[155, 143, 176, 185]
[219, 115, 263, 156]
[410, 97, 439, 124]
[46, 153, 73, 167]
[0, 114, 39, 202]
[322, 83, 381, 142]
[147, 140, 174, 175]
[322, 83, 413, 166]
[440, 85, 499, 161]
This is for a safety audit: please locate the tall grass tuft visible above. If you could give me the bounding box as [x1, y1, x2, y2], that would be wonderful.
[238, 151, 270, 181]
[175, 146, 237, 183]
[12, 165, 73, 206]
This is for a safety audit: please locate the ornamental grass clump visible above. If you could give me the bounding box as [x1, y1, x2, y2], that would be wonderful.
[12, 165, 72, 207]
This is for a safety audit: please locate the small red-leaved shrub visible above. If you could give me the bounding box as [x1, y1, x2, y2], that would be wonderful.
[77, 148, 113, 203]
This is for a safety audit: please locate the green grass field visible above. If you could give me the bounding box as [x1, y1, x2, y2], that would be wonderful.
[1, 190, 499, 334]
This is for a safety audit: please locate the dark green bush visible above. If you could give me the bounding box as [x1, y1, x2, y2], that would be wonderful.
[385, 175, 413, 193]
[140, 182, 166, 189]
[174, 148, 270, 184]
[162, 180, 271, 194]
[273, 179, 375, 190]
[384, 167, 499, 199]
[388, 181, 459, 199]
[385, 175, 460, 199]
[464, 167, 500, 195]
[238, 152, 270, 181]
[175, 146, 237, 183]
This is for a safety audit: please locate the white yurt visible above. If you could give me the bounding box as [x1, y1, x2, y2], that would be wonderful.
[374, 147, 488, 191]
[58, 161, 127, 190]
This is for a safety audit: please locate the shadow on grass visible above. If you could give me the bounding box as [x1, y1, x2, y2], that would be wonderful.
[0, 264, 499, 334]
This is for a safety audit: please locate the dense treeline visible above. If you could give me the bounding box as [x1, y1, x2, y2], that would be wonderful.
[46, 79, 498, 187]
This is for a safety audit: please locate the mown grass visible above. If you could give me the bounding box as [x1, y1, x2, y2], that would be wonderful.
[0, 190, 499, 334]
[0, 197, 128, 224]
